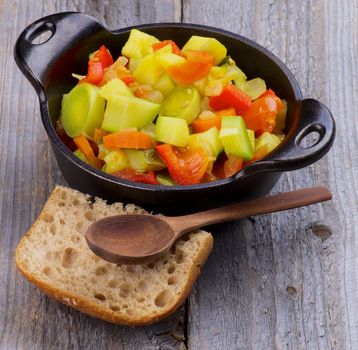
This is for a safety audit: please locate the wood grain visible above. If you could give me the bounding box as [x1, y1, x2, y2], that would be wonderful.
[183, 0, 356, 349]
[0, 0, 357, 349]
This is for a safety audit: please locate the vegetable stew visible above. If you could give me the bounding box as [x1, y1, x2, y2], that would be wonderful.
[58, 29, 287, 185]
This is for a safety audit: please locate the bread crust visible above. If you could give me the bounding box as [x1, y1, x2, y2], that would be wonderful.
[15, 235, 213, 325]
[15, 187, 213, 326]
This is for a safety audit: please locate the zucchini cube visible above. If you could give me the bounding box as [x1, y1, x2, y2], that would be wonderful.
[181, 36, 227, 65]
[155, 116, 189, 147]
[219, 116, 253, 160]
[122, 29, 159, 58]
[101, 95, 160, 132]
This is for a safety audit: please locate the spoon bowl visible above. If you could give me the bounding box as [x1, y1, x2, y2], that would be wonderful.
[85, 187, 332, 265]
[86, 215, 175, 264]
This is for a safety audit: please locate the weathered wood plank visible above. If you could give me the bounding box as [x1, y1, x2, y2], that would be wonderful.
[1, 0, 358, 349]
[0, 1, 184, 349]
[184, 0, 356, 349]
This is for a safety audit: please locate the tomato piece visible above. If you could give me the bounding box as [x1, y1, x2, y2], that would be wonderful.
[223, 155, 244, 177]
[191, 108, 236, 133]
[200, 172, 218, 183]
[185, 50, 215, 65]
[152, 40, 185, 57]
[244, 145, 270, 166]
[112, 169, 158, 185]
[156, 144, 208, 185]
[212, 154, 227, 179]
[103, 130, 153, 149]
[73, 135, 102, 169]
[209, 84, 252, 113]
[259, 89, 284, 112]
[241, 96, 277, 135]
[212, 154, 243, 179]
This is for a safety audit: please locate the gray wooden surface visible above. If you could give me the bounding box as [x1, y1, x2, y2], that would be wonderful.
[0, 0, 356, 349]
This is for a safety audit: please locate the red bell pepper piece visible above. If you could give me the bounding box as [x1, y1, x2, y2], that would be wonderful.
[85, 61, 103, 85]
[209, 84, 252, 114]
[112, 169, 159, 185]
[83, 45, 114, 85]
[94, 45, 114, 68]
[156, 144, 208, 185]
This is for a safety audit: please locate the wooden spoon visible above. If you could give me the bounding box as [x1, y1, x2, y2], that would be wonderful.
[85, 187, 332, 265]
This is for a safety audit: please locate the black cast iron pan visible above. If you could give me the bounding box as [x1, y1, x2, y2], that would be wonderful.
[14, 12, 335, 214]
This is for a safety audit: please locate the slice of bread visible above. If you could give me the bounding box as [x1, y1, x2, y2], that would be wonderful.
[15, 186, 213, 325]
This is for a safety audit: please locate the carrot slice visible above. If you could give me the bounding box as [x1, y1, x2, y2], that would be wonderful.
[215, 107, 237, 118]
[185, 50, 215, 65]
[73, 135, 102, 168]
[191, 108, 236, 133]
[167, 62, 212, 85]
[191, 114, 222, 133]
[93, 128, 108, 143]
[166, 50, 214, 85]
[103, 130, 153, 149]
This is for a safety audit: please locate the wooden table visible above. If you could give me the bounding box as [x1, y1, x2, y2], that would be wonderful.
[0, 1, 355, 349]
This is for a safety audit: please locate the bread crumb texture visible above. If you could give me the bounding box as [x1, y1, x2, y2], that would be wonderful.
[15, 186, 213, 325]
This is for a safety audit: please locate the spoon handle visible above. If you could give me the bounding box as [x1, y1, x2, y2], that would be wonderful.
[167, 187, 332, 235]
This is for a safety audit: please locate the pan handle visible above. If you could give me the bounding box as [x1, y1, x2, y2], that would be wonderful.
[14, 12, 103, 100]
[240, 98, 335, 176]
